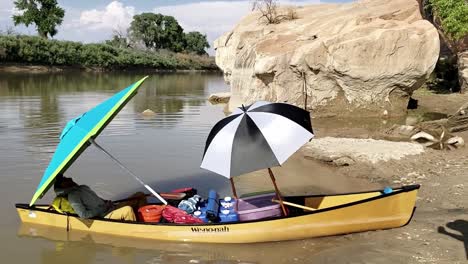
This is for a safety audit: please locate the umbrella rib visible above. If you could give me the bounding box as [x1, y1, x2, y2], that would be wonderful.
[89, 138, 168, 205]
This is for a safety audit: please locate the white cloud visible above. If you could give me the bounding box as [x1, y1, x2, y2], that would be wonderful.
[79, 1, 135, 30]
[0, 1, 13, 13]
[153, 1, 321, 54]
[5, 0, 322, 51]
[0, 1, 15, 22]
[154, 1, 251, 36]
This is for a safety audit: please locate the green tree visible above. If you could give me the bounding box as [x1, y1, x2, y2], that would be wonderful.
[129, 13, 185, 52]
[184, 32, 209, 55]
[13, 0, 65, 39]
[160, 15, 185, 52]
[428, 0, 468, 41]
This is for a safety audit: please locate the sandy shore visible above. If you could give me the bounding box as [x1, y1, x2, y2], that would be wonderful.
[300, 89, 468, 263]
[324, 138, 468, 263]
[215, 88, 467, 263]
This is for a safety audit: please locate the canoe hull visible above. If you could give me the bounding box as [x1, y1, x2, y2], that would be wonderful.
[16, 186, 419, 243]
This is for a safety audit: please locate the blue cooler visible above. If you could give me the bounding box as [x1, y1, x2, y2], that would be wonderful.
[219, 196, 239, 223]
[193, 206, 208, 223]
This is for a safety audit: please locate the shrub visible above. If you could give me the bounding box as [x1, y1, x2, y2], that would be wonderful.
[429, 0, 468, 40]
[0, 35, 217, 70]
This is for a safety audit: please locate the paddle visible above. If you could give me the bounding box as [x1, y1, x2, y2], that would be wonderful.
[271, 199, 317, 211]
[90, 139, 169, 205]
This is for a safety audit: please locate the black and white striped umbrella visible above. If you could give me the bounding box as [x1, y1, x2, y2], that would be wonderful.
[201, 101, 314, 178]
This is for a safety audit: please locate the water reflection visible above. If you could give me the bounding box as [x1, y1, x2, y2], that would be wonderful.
[0, 72, 226, 155]
[18, 223, 247, 264]
[18, 223, 341, 264]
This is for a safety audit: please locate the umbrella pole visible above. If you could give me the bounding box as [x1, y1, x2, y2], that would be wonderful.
[89, 139, 168, 205]
[230, 178, 239, 211]
[267, 168, 287, 216]
[230, 178, 238, 199]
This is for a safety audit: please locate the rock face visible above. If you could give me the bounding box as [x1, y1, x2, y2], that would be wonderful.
[459, 51, 468, 93]
[215, 0, 440, 117]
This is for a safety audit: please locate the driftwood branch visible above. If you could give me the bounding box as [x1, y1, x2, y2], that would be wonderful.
[446, 101, 468, 132]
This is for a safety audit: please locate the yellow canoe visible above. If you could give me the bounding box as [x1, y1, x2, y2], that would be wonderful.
[16, 185, 419, 243]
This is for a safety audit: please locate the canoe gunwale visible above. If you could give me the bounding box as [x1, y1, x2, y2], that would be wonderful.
[16, 184, 420, 227]
[285, 184, 420, 198]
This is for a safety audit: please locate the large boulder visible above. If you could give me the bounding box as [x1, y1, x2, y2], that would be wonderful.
[215, 0, 440, 117]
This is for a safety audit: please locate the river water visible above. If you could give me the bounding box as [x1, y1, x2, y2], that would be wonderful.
[0, 72, 380, 264]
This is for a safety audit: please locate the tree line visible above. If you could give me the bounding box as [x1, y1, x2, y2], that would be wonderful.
[0, 35, 216, 70]
[4, 0, 213, 70]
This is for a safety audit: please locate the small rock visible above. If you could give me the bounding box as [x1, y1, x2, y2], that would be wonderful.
[141, 109, 156, 116]
[208, 92, 231, 104]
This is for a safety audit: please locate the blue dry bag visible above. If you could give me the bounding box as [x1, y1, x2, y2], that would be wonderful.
[206, 189, 220, 222]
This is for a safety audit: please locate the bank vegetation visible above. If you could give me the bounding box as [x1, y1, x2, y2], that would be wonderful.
[0, 35, 217, 71]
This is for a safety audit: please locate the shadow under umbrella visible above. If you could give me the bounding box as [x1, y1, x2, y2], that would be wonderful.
[114, 171, 230, 202]
[438, 219, 468, 260]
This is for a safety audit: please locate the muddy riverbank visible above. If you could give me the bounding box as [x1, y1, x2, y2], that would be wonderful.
[206, 87, 468, 263]
[0, 63, 221, 73]
[298, 88, 468, 263]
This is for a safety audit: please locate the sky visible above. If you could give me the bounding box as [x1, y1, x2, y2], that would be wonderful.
[0, 0, 351, 54]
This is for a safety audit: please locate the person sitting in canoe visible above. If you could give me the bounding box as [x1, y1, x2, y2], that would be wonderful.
[52, 174, 145, 221]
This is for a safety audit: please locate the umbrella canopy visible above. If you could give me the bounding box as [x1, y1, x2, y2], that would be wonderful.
[29, 76, 149, 206]
[201, 101, 314, 178]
